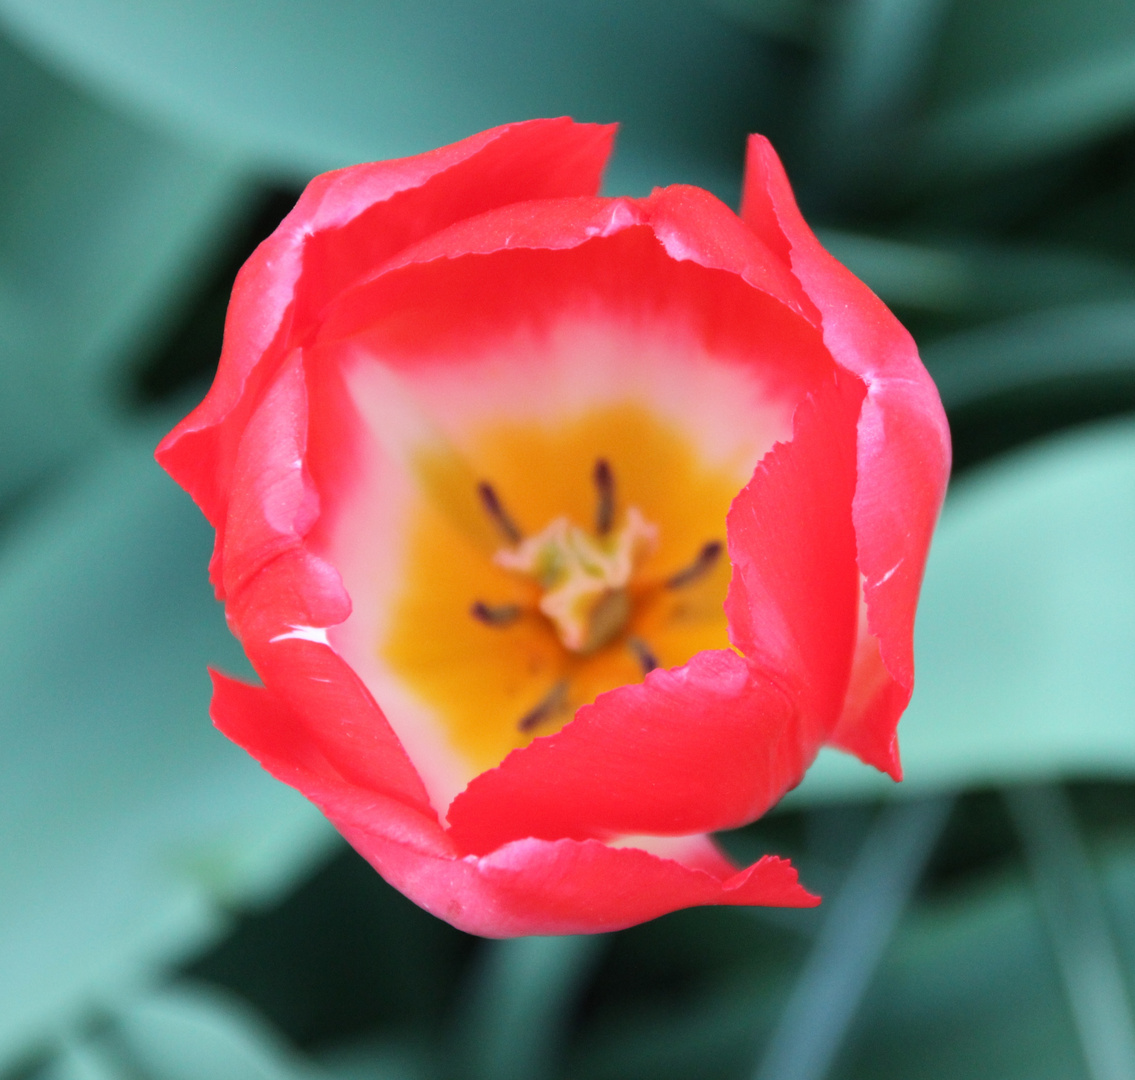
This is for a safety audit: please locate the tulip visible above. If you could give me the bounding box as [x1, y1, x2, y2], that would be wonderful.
[158, 118, 949, 936]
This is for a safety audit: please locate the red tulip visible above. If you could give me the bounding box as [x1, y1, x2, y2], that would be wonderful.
[157, 119, 949, 937]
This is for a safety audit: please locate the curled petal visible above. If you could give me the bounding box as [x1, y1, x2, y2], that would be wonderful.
[224, 554, 431, 811]
[359, 182, 817, 325]
[446, 649, 802, 853]
[220, 349, 320, 599]
[338, 829, 818, 939]
[211, 667, 440, 844]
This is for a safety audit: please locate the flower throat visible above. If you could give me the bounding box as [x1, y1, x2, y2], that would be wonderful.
[381, 403, 741, 775]
[471, 458, 722, 732]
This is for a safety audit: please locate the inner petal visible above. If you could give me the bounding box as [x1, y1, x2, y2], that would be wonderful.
[324, 309, 804, 815]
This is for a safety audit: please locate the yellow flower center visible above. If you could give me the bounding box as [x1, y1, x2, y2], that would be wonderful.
[380, 403, 744, 774]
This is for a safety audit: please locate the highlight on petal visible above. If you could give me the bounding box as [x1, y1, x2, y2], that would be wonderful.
[159, 121, 947, 936]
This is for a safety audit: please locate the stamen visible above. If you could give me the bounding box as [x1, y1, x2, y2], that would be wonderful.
[593, 458, 614, 536]
[517, 680, 568, 732]
[665, 541, 723, 589]
[470, 601, 522, 627]
[628, 636, 658, 675]
[477, 481, 523, 544]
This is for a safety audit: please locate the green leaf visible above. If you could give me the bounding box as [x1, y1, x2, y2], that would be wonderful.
[111, 986, 322, 1080]
[922, 301, 1135, 409]
[0, 31, 250, 501]
[0, 419, 335, 1069]
[818, 232, 1135, 322]
[455, 936, 606, 1080]
[569, 833, 1135, 1080]
[909, 0, 1135, 176]
[0, 0, 772, 199]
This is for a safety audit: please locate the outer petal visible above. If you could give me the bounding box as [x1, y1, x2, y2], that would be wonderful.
[224, 551, 432, 813]
[368, 184, 818, 324]
[446, 650, 800, 854]
[338, 828, 817, 938]
[216, 355, 430, 812]
[219, 349, 319, 600]
[210, 671, 450, 854]
[210, 673, 818, 937]
[157, 117, 615, 595]
[741, 136, 951, 776]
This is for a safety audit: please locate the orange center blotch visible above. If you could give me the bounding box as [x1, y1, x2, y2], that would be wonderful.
[381, 403, 742, 774]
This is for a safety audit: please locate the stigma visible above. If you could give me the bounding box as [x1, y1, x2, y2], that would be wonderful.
[494, 506, 658, 652]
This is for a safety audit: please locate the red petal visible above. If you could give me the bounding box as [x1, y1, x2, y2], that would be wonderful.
[223, 551, 433, 813]
[211, 671, 818, 936]
[219, 349, 319, 600]
[156, 117, 615, 595]
[336, 824, 817, 937]
[741, 136, 950, 774]
[446, 650, 802, 854]
[639, 184, 818, 326]
[834, 622, 905, 779]
[725, 370, 864, 752]
[209, 670, 450, 854]
[314, 219, 834, 428]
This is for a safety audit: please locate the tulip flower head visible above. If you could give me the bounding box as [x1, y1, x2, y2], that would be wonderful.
[157, 119, 949, 937]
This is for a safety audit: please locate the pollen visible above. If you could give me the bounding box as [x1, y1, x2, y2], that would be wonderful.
[380, 403, 740, 774]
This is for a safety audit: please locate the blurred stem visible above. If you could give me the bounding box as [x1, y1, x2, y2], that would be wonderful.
[751, 797, 953, 1080]
[1005, 784, 1135, 1080]
[456, 934, 606, 1080]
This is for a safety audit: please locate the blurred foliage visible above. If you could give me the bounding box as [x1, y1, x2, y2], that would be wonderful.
[1, 0, 1135, 1078]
